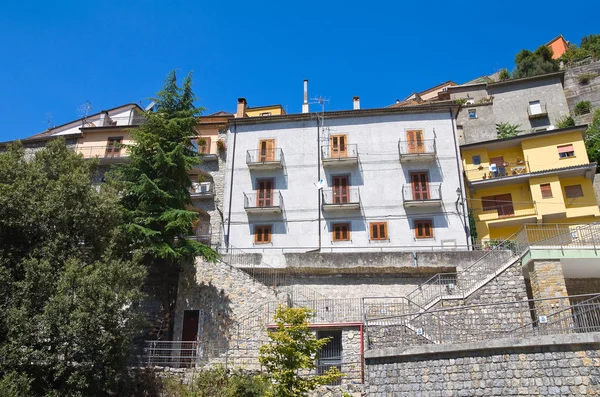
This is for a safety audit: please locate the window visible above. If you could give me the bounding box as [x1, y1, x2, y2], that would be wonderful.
[260, 112, 272, 116]
[468, 109, 477, 119]
[540, 183, 553, 199]
[481, 194, 514, 217]
[370, 222, 388, 240]
[406, 130, 425, 154]
[564, 185, 584, 199]
[558, 144, 575, 158]
[529, 100, 543, 115]
[259, 139, 275, 161]
[332, 223, 350, 242]
[410, 172, 429, 200]
[105, 136, 123, 158]
[472, 155, 481, 165]
[330, 135, 348, 158]
[256, 179, 274, 207]
[414, 220, 434, 239]
[332, 175, 350, 204]
[254, 225, 272, 244]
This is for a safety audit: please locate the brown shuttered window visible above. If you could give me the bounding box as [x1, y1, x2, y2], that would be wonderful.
[415, 220, 434, 239]
[565, 185, 584, 198]
[557, 144, 575, 158]
[370, 222, 388, 240]
[540, 183, 553, 199]
[332, 223, 350, 242]
[254, 225, 272, 244]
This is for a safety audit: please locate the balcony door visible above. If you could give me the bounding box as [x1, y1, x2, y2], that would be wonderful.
[257, 179, 274, 207]
[332, 175, 349, 204]
[410, 172, 429, 200]
[105, 137, 122, 158]
[494, 193, 514, 217]
[259, 139, 275, 162]
[406, 130, 425, 154]
[330, 135, 347, 158]
[489, 156, 505, 176]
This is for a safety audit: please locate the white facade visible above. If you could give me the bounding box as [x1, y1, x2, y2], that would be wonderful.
[223, 106, 470, 254]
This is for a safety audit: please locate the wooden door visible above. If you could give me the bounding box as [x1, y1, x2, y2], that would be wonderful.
[495, 193, 514, 217]
[406, 130, 424, 154]
[181, 310, 199, 366]
[410, 172, 429, 200]
[332, 176, 349, 204]
[489, 156, 505, 175]
[259, 139, 275, 162]
[257, 179, 273, 207]
[105, 137, 122, 158]
[330, 135, 347, 158]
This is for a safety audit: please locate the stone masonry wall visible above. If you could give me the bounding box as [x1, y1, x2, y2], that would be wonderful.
[366, 341, 600, 396]
[564, 58, 600, 123]
[530, 260, 569, 316]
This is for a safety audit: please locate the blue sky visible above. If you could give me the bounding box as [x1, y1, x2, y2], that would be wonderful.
[0, 0, 598, 142]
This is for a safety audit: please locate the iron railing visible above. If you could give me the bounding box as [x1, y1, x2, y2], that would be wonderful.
[190, 181, 215, 198]
[398, 139, 436, 157]
[243, 191, 284, 210]
[246, 148, 285, 165]
[402, 183, 442, 202]
[76, 145, 129, 159]
[527, 103, 548, 118]
[81, 114, 145, 128]
[465, 161, 529, 181]
[473, 201, 537, 221]
[321, 144, 359, 161]
[321, 187, 360, 206]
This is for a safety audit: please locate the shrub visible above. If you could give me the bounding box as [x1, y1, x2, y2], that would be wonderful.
[0, 372, 32, 397]
[555, 115, 576, 129]
[217, 139, 227, 152]
[453, 98, 468, 105]
[496, 122, 522, 139]
[578, 73, 598, 85]
[498, 68, 511, 81]
[574, 101, 592, 115]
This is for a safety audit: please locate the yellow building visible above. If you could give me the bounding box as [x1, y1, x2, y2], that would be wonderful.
[461, 125, 600, 244]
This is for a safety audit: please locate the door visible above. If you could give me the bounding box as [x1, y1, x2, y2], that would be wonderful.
[317, 330, 342, 385]
[259, 139, 275, 162]
[494, 193, 514, 217]
[181, 310, 200, 366]
[256, 179, 274, 207]
[330, 135, 347, 158]
[406, 130, 424, 154]
[410, 172, 429, 200]
[489, 156, 505, 176]
[105, 137, 122, 158]
[332, 176, 349, 204]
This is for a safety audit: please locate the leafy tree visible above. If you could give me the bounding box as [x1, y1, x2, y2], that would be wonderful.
[556, 115, 576, 129]
[109, 71, 219, 339]
[498, 68, 511, 81]
[468, 209, 478, 244]
[259, 305, 342, 397]
[496, 122, 522, 139]
[585, 109, 600, 171]
[0, 140, 146, 396]
[513, 45, 559, 78]
[560, 34, 600, 63]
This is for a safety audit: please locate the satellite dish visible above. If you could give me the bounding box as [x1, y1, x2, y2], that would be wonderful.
[314, 179, 324, 190]
[144, 101, 156, 111]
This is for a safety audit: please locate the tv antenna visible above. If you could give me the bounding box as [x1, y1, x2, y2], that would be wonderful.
[309, 96, 330, 113]
[43, 113, 53, 130]
[77, 101, 92, 127]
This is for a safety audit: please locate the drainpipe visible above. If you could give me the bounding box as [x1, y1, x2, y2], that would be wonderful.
[450, 108, 471, 249]
[226, 123, 237, 252]
[317, 116, 322, 252]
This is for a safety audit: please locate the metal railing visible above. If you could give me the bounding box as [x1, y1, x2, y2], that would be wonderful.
[473, 201, 537, 221]
[76, 145, 129, 159]
[398, 139, 436, 156]
[365, 294, 600, 350]
[246, 148, 285, 165]
[527, 103, 548, 118]
[81, 114, 145, 128]
[321, 187, 360, 205]
[402, 183, 442, 201]
[190, 181, 214, 197]
[465, 161, 529, 181]
[321, 144, 359, 161]
[243, 191, 284, 210]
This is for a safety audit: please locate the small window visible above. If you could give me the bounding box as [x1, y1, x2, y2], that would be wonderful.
[529, 100, 543, 115]
[332, 223, 350, 242]
[442, 87, 448, 92]
[540, 183, 553, 199]
[564, 185, 584, 199]
[472, 155, 481, 165]
[369, 222, 388, 240]
[415, 220, 434, 239]
[254, 225, 272, 244]
[260, 112, 272, 116]
[558, 144, 575, 158]
[468, 109, 477, 119]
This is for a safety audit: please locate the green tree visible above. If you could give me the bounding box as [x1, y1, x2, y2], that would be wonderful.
[561, 34, 600, 63]
[0, 140, 146, 396]
[259, 305, 342, 397]
[513, 45, 559, 78]
[498, 68, 511, 81]
[496, 122, 522, 139]
[556, 115, 576, 129]
[109, 71, 219, 339]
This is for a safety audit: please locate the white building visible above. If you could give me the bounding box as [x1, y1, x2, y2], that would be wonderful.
[223, 95, 470, 255]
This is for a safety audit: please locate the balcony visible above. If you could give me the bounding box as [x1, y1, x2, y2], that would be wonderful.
[474, 202, 538, 227]
[402, 183, 442, 207]
[322, 188, 361, 211]
[466, 161, 529, 184]
[190, 181, 215, 200]
[321, 144, 359, 167]
[246, 148, 285, 170]
[398, 139, 436, 162]
[76, 145, 129, 164]
[527, 103, 548, 119]
[243, 191, 283, 214]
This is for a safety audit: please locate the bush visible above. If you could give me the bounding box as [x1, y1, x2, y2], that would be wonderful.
[578, 73, 598, 85]
[556, 115, 576, 129]
[0, 372, 33, 397]
[498, 68, 511, 81]
[496, 122, 522, 139]
[574, 101, 592, 115]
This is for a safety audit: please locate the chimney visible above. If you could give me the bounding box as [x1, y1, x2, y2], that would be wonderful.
[396, 99, 400, 104]
[236, 98, 247, 118]
[353, 96, 360, 110]
[302, 80, 309, 114]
